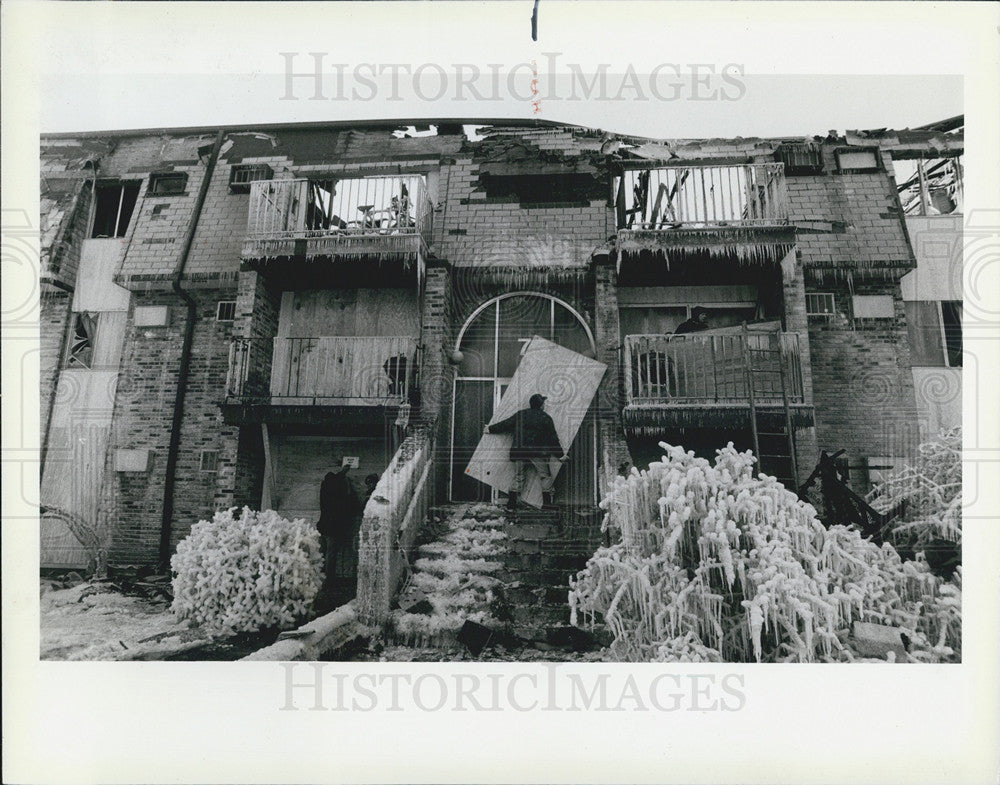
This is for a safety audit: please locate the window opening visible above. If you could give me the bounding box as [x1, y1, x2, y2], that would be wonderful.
[91, 182, 140, 238]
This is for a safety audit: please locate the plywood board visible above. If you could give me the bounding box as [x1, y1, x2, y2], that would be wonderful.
[465, 336, 606, 507]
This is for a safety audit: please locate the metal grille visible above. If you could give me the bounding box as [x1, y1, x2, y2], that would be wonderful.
[806, 293, 836, 317]
[216, 300, 237, 322]
[229, 164, 274, 193]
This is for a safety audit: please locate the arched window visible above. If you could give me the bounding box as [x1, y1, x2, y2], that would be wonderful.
[450, 293, 597, 503]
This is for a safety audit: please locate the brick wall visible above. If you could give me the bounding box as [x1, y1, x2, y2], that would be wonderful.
[39, 291, 72, 452]
[806, 274, 921, 490]
[41, 181, 91, 291]
[435, 156, 610, 270]
[109, 289, 238, 563]
[785, 152, 913, 274]
[593, 261, 632, 492]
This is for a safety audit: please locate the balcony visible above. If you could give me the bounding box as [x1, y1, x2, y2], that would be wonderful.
[614, 163, 793, 271]
[223, 335, 419, 424]
[622, 330, 813, 432]
[241, 176, 432, 281]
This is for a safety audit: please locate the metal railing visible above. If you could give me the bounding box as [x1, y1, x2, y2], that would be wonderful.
[623, 331, 803, 404]
[615, 163, 788, 230]
[247, 176, 432, 242]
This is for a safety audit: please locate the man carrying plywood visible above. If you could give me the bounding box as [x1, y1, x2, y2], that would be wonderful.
[484, 393, 569, 512]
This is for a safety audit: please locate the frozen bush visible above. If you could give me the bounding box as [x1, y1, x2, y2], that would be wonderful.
[570, 443, 959, 663]
[170, 507, 323, 636]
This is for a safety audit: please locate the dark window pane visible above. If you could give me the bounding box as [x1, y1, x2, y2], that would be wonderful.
[553, 302, 592, 356]
[91, 186, 122, 238]
[458, 303, 495, 377]
[619, 307, 686, 336]
[116, 184, 140, 236]
[451, 380, 494, 501]
[497, 296, 551, 377]
[941, 300, 963, 367]
[904, 301, 945, 366]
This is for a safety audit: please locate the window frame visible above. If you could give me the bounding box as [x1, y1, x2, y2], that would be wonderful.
[199, 450, 219, 473]
[229, 163, 274, 194]
[806, 292, 837, 318]
[148, 172, 189, 197]
[90, 181, 141, 238]
[835, 147, 882, 174]
[216, 300, 237, 322]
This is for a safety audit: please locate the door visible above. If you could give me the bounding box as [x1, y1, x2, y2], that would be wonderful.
[451, 294, 599, 504]
[465, 336, 606, 508]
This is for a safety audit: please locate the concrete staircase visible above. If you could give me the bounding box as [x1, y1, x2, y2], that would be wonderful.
[388, 502, 605, 647]
[502, 505, 606, 640]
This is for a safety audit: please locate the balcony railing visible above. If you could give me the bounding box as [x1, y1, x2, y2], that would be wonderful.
[623, 331, 803, 405]
[243, 176, 432, 265]
[226, 335, 418, 404]
[615, 163, 788, 231]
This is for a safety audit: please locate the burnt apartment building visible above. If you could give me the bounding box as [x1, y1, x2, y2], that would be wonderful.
[38, 118, 963, 625]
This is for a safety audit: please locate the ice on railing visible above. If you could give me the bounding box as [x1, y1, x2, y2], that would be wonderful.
[615, 163, 788, 229]
[623, 331, 803, 403]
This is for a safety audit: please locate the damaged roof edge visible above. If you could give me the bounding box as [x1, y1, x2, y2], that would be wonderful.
[41, 115, 962, 156]
[40, 116, 582, 141]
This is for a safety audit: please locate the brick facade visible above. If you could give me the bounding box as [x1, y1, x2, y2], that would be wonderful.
[38, 121, 946, 568]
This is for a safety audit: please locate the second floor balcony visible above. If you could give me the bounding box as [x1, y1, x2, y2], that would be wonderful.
[614, 163, 793, 271]
[622, 330, 813, 432]
[242, 176, 432, 279]
[225, 335, 419, 410]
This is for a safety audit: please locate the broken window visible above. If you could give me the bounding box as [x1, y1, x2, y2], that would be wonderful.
[904, 300, 962, 367]
[776, 143, 823, 175]
[895, 156, 964, 215]
[66, 313, 98, 369]
[90, 182, 140, 238]
[941, 300, 962, 367]
[482, 171, 603, 205]
[148, 172, 188, 196]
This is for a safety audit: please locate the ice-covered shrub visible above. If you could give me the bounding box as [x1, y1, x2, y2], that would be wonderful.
[170, 507, 323, 636]
[869, 427, 962, 549]
[570, 443, 960, 663]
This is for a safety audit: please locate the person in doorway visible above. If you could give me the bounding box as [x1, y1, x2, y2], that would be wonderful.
[363, 473, 379, 504]
[484, 393, 568, 512]
[316, 462, 361, 586]
[674, 306, 710, 334]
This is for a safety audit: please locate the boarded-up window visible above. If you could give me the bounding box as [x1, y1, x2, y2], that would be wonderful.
[852, 295, 894, 319]
[836, 150, 880, 172]
[904, 301, 945, 366]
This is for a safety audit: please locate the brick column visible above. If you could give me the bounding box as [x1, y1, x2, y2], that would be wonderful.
[593, 258, 631, 496]
[782, 248, 819, 480]
[419, 260, 455, 499]
[217, 270, 281, 510]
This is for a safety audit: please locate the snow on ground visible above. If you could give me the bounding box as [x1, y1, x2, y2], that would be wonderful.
[40, 582, 211, 660]
[363, 643, 608, 662]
